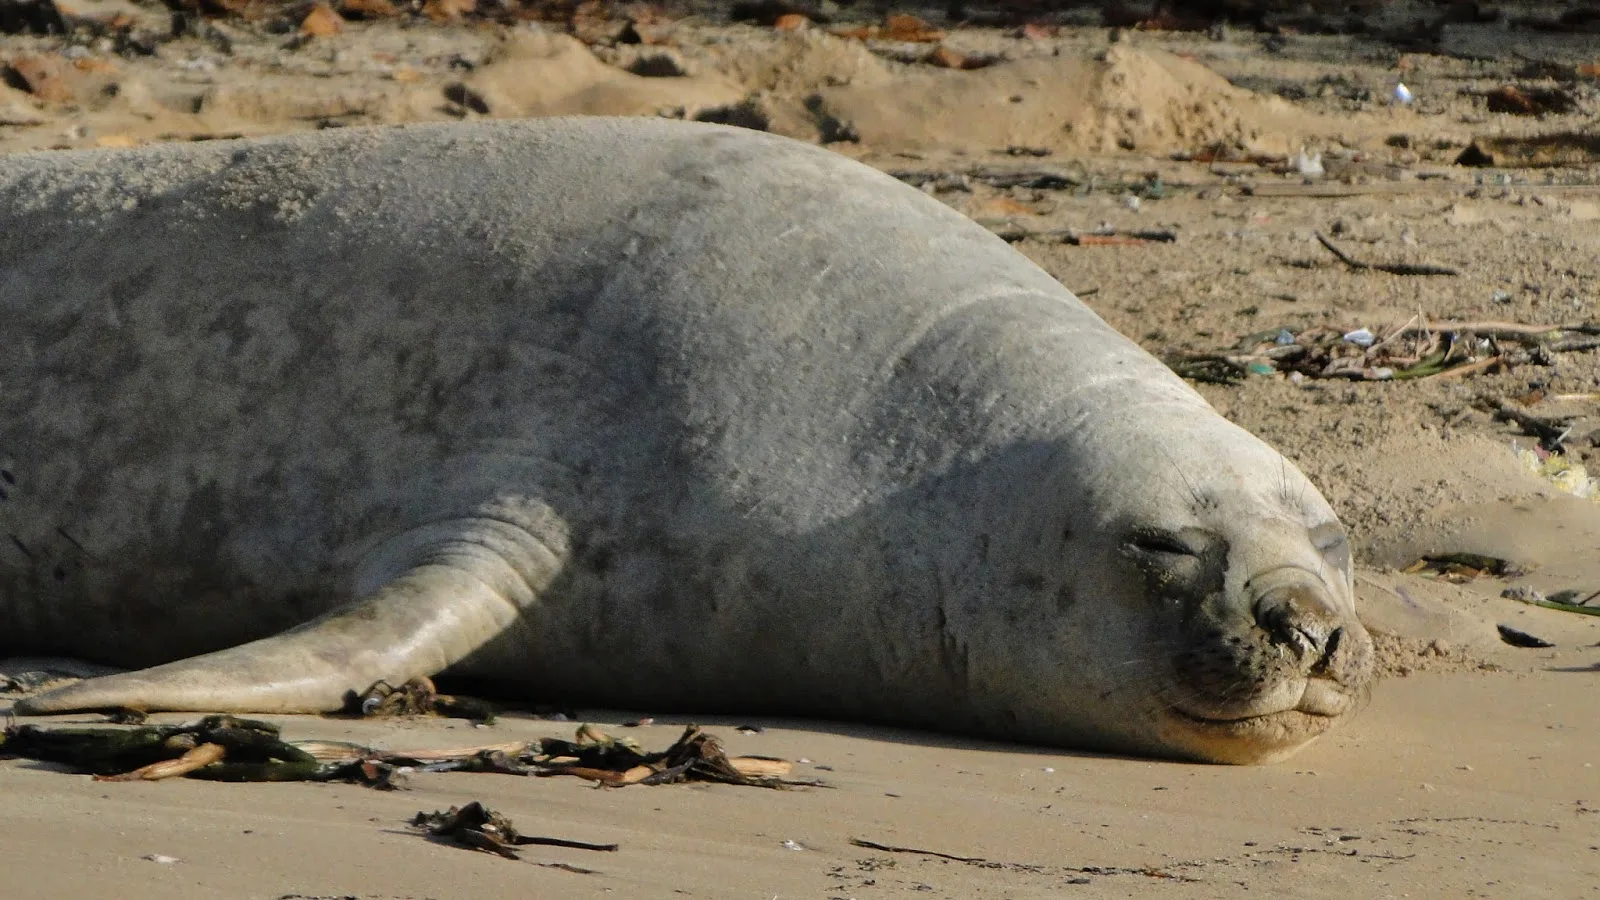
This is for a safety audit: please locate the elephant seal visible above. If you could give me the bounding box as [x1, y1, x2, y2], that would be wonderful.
[0, 117, 1372, 764]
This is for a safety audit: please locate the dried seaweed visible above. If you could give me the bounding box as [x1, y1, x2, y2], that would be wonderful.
[1404, 553, 1521, 582]
[1, 717, 816, 790]
[349, 676, 495, 723]
[530, 724, 820, 789]
[412, 801, 617, 863]
[0, 715, 313, 777]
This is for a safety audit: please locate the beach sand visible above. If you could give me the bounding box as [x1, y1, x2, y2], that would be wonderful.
[3, 6, 1599, 896]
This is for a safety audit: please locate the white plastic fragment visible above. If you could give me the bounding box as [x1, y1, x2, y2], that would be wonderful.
[1294, 148, 1324, 178]
[1341, 328, 1376, 347]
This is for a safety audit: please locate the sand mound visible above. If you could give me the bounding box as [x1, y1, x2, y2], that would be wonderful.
[460, 31, 744, 120]
[809, 41, 1302, 156]
[1078, 44, 1296, 155]
[0, 26, 1318, 156]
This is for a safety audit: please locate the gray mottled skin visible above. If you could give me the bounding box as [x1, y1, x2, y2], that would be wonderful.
[0, 118, 1372, 763]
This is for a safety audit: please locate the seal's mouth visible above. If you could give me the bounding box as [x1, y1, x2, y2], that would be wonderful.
[1171, 705, 1331, 730]
[1171, 674, 1353, 723]
[1160, 677, 1356, 764]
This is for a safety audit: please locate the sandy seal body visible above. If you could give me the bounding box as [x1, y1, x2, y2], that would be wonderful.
[0, 118, 1372, 763]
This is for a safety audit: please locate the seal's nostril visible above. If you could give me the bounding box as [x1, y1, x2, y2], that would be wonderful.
[1312, 627, 1344, 674]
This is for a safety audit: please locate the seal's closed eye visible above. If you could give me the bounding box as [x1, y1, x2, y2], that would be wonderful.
[1124, 528, 1199, 559]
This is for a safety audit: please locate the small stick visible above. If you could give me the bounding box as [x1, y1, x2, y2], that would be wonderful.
[1370, 321, 1600, 343]
[1513, 596, 1600, 617]
[516, 836, 620, 852]
[1314, 232, 1460, 277]
[1549, 336, 1600, 353]
[1427, 356, 1504, 381]
[1368, 314, 1421, 354]
[1071, 234, 1151, 246]
[1314, 232, 1365, 269]
[850, 838, 991, 863]
[534, 862, 602, 874]
[1424, 321, 1565, 338]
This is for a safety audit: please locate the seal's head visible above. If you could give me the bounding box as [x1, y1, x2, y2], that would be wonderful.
[1116, 486, 1373, 765]
[1094, 431, 1375, 765]
[964, 413, 1375, 765]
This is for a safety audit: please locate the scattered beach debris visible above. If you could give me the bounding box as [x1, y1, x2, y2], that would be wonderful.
[141, 854, 180, 864]
[1403, 553, 1519, 583]
[892, 167, 1080, 192]
[532, 723, 813, 789]
[1, 718, 815, 789]
[1342, 327, 1376, 347]
[978, 221, 1178, 245]
[1166, 319, 1600, 385]
[851, 837, 991, 863]
[350, 676, 495, 723]
[1455, 133, 1600, 168]
[1482, 85, 1577, 117]
[1501, 586, 1600, 617]
[1512, 443, 1598, 499]
[849, 837, 1205, 882]
[1495, 624, 1555, 649]
[0, 715, 322, 781]
[412, 800, 617, 864]
[1492, 404, 1576, 452]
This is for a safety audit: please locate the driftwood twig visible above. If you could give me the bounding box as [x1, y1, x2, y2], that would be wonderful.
[1314, 232, 1460, 276]
[850, 838, 992, 863]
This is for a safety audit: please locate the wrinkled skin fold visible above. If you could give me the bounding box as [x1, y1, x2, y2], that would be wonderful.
[0, 117, 1373, 764]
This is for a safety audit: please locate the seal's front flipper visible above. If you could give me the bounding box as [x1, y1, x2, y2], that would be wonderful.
[15, 518, 563, 715]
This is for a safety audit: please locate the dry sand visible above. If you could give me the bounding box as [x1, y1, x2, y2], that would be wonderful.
[3, 7, 1599, 898]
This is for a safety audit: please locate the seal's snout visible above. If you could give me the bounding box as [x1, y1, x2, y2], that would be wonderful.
[1248, 574, 1374, 716]
[1253, 584, 1342, 665]
[1158, 563, 1375, 763]
[1250, 576, 1371, 690]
